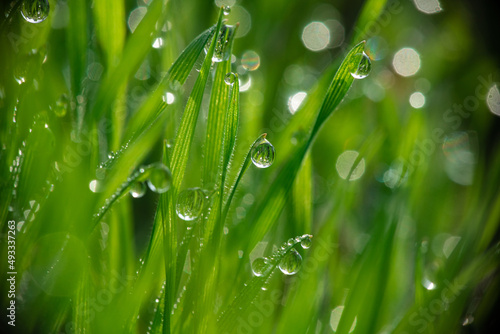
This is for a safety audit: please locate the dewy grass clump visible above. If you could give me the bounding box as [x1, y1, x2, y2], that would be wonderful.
[1, 0, 500, 333]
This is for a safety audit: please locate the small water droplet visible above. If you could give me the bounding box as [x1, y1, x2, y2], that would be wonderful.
[350, 52, 371, 79]
[279, 248, 302, 275]
[89, 179, 102, 193]
[21, 0, 50, 24]
[176, 188, 205, 221]
[51, 94, 69, 117]
[251, 257, 267, 277]
[129, 182, 146, 198]
[300, 235, 312, 249]
[287, 238, 294, 246]
[223, 6, 231, 15]
[147, 163, 172, 193]
[224, 72, 236, 85]
[251, 135, 275, 168]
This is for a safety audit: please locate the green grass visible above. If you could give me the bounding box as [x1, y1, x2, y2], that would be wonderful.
[1, 0, 500, 333]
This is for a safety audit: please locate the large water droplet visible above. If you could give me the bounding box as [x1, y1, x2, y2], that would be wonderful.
[224, 72, 236, 85]
[350, 52, 371, 79]
[279, 248, 302, 275]
[130, 182, 146, 198]
[206, 25, 235, 63]
[223, 6, 231, 15]
[251, 257, 267, 277]
[21, 0, 50, 24]
[147, 163, 172, 193]
[251, 136, 275, 168]
[176, 188, 205, 221]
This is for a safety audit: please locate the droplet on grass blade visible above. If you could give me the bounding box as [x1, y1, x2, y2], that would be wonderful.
[129, 182, 146, 198]
[350, 52, 371, 79]
[147, 163, 172, 193]
[176, 188, 205, 221]
[224, 72, 236, 85]
[251, 135, 275, 168]
[206, 25, 235, 63]
[300, 235, 312, 249]
[251, 257, 267, 277]
[279, 248, 302, 275]
[21, 0, 50, 24]
[223, 6, 231, 15]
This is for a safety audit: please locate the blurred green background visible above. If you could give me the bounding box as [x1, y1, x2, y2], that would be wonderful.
[1, 0, 500, 333]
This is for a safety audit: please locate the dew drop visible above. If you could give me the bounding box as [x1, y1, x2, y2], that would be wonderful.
[350, 52, 371, 79]
[251, 136, 275, 168]
[279, 248, 302, 275]
[51, 94, 68, 117]
[224, 72, 236, 85]
[223, 6, 231, 15]
[146, 163, 172, 194]
[300, 235, 312, 249]
[207, 25, 235, 63]
[251, 257, 267, 277]
[176, 188, 205, 221]
[21, 0, 50, 24]
[129, 182, 146, 198]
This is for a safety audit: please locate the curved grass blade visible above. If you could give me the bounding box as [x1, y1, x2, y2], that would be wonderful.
[246, 41, 366, 254]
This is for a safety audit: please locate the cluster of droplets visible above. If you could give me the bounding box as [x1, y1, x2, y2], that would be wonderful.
[251, 234, 312, 277]
[250, 134, 275, 168]
[350, 52, 372, 79]
[21, 0, 50, 24]
[95, 140, 131, 180]
[93, 163, 172, 220]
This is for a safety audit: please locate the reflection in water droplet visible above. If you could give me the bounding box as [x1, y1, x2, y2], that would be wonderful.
[330, 306, 357, 333]
[336, 150, 365, 181]
[224, 72, 236, 85]
[251, 136, 275, 168]
[147, 163, 172, 193]
[223, 6, 231, 15]
[288, 91, 307, 114]
[176, 188, 205, 221]
[21, 0, 50, 24]
[130, 182, 146, 198]
[279, 248, 302, 275]
[393, 48, 421, 77]
[241, 50, 260, 71]
[251, 257, 267, 277]
[302, 21, 330, 51]
[350, 52, 372, 79]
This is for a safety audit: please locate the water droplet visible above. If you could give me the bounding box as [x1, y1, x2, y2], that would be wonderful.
[51, 94, 68, 117]
[224, 72, 236, 85]
[251, 257, 267, 277]
[287, 238, 294, 246]
[301, 235, 312, 249]
[350, 52, 371, 79]
[147, 163, 172, 193]
[279, 248, 302, 275]
[223, 6, 231, 15]
[176, 188, 205, 221]
[129, 182, 146, 198]
[207, 25, 235, 63]
[251, 136, 275, 168]
[21, 0, 50, 24]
